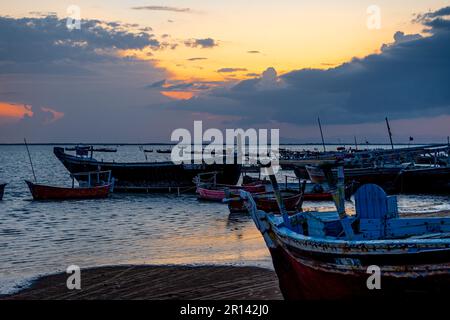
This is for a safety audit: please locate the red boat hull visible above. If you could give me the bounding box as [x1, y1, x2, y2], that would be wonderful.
[302, 192, 332, 201]
[269, 244, 450, 300]
[25, 181, 110, 200]
[197, 184, 266, 201]
[228, 192, 302, 213]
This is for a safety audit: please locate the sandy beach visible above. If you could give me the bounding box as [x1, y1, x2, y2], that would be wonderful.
[2, 265, 282, 300]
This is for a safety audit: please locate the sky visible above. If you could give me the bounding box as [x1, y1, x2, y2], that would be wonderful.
[0, 0, 449, 143]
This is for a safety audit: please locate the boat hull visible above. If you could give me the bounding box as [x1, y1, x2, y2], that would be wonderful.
[197, 184, 266, 202]
[269, 244, 450, 300]
[25, 180, 110, 200]
[54, 147, 242, 192]
[303, 165, 450, 194]
[0, 183, 6, 200]
[228, 191, 302, 213]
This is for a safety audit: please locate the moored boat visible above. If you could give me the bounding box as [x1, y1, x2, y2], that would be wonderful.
[242, 166, 450, 299]
[54, 147, 241, 192]
[227, 190, 303, 213]
[26, 181, 111, 200]
[305, 164, 450, 194]
[25, 171, 113, 201]
[196, 183, 266, 202]
[0, 183, 6, 200]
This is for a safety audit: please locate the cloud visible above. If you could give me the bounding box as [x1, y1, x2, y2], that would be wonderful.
[0, 15, 161, 74]
[0, 15, 176, 142]
[184, 38, 217, 48]
[187, 57, 207, 61]
[146, 79, 166, 88]
[131, 6, 191, 13]
[217, 68, 248, 73]
[169, 6, 450, 127]
[146, 79, 223, 92]
[415, 6, 450, 22]
[40, 107, 65, 124]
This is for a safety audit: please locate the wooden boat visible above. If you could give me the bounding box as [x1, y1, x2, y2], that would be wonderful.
[54, 147, 241, 192]
[196, 184, 266, 202]
[305, 164, 450, 194]
[228, 190, 302, 213]
[243, 176, 333, 201]
[25, 171, 113, 201]
[242, 166, 450, 299]
[65, 146, 117, 153]
[26, 181, 110, 200]
[0, 183, 6, 200]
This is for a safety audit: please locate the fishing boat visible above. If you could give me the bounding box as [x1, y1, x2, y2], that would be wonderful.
[65, 145, 117, 153]
[196, 183, 266, 202]
[54, 147, 241, 192]
[242, 165, 450, 299]
[144, 149, 153, 153]
[305, 163, 450, 194]
[25, 171, 113, 201]
[227, 190, 303, 213]
[0, 183, 6, 200]
[243, 176, 333, 201]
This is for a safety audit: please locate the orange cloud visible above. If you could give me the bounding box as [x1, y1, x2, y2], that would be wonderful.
[41, 107, 64, 123]
[0, 102, 33, 123]
[160, 91, 194, 100]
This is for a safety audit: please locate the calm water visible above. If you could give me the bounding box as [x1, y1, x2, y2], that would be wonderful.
[0, 144, 449, 294]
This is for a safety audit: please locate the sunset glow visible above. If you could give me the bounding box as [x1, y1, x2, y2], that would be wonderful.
[0, 102, 33, 122]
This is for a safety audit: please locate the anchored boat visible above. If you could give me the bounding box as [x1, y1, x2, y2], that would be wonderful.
[25, 171, 113, 201]
[54, 147, 241, 192]
[195, 173, 266, 201]
[227, 190, 303, 213]
[243, 165, 450, 299]
[305, 163, 450, 194]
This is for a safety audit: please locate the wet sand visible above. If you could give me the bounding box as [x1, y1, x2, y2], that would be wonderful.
[2, 265, 283, 300]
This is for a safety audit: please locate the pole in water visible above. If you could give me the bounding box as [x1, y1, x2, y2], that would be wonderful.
[318, 117, 326, 152]
[354, 136, 358, 150]
[24, 138, 37, 182]
[385, 117, 394, 150]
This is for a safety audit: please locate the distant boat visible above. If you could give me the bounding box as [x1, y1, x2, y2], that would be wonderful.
[144, 149, 153, 153]
[54, 147, 241, 192]
[65, 146, 117, 153]
[25, 171, 113, 201]
[0, 183, 6, 200]
[227, 190, 303, 213]
[304, 164, 450, 194]
[156, 149, 172, 154]
[196, 184, 266, 202]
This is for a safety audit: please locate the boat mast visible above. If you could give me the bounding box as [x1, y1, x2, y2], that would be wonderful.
[24, 138, 37, 182]
[385, 117, 394, 150]
[317, 117, 326, 152]
[354, 136, 358, 151]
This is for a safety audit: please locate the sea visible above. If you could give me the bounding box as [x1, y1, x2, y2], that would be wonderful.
[0, 144, 449, 294]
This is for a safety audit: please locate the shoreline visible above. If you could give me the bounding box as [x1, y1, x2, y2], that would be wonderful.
[1, 265, 282, 300]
